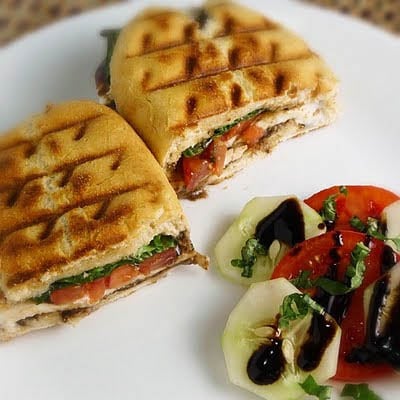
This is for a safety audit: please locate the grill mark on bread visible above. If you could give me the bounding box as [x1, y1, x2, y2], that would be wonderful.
[141, 71, 151, 90]
[38, 115, 101, 136]
[148, 53, 312, 91]
[185, 54, 198, 76]
[73, 124, 87, 141]
[142, 33, 153, 52]
[183, 22, 196, 41]
[0, 115, 101, 154]
[93, 199, 111, 220]
[228, 47, 240, 68]
[0, 184, 141, 241]
[274, 73, 285, 94]
[230, 83, 243, 107]
[222, 16, 235, 35]
[59, 167, 74, 188]
[125, 27, 279, 58]
[40, 218, 57, 241]
[24, 143, 37, 158]
[0, 148, 121, 192]
[111, 151, 123, 170]
[186, 96, 197, 115]
[7, 188, 20, 207]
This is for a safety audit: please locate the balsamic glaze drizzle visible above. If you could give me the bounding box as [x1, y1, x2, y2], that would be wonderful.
[297, 313, 336, 371]
[347, 275, 400, 368]
[255, 198, 305, 249]
[247, 338, 285, 385]
[381, 245, 397, 274]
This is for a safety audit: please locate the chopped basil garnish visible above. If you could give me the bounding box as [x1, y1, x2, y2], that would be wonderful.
[346, 242, 370, 290]
[291, 242, 370, 295]
[290, 270, 314, 289]
[341, 383, 382, 400]
[182, 108, 265, 158]
[320, 194, 337, 224]
[33, 234, 177, 304]
[339, 185, 348, 196]
[213, 108, 265, 137]
[299, 375, 332, 400]
[278, 293, 324, 329]
[182, 138, 213, 158]
[319, 186, 348, 226]
[231, 238, 266, 278]
[100, 28, 121, 87]
[350, 216, 400, 251]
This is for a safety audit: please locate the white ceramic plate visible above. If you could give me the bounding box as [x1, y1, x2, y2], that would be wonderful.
[0, 1, 399, 399]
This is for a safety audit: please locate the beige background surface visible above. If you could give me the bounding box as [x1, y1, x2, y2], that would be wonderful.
[0, 0, 399, 45]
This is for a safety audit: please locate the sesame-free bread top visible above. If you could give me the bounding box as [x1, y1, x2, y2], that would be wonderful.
[110, 1, 337, 168]
[0, 100, 188, 303]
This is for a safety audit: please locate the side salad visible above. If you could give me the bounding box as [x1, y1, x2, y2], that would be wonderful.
[216, 185, 400, 400]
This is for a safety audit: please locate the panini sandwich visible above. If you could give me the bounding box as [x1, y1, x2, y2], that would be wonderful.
[96, 2, 338, 198]
[0, 100, 206, 341]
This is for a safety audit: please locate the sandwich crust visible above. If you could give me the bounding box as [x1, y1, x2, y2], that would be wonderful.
[0, 101, 189, 303]
[110, 2, 338, 169]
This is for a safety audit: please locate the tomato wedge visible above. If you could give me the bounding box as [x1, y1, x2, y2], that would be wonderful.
[106, 264, 140, 289]
[50, 285, 86, 305]
[271, 230, 395, 381]
[240, 124, 265, 147]
[139, 248, 178, 275]
[182, 156, 212, 192]
[305, 185, 399, 230]
[202, 139, 227, 176]
[83, 278, 106, 304]
[221, 119, 252, 142]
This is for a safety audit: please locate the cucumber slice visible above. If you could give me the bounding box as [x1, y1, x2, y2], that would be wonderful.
[215, 196, 325, 285]
[382, 200, 400, 250]
[222, 278, 341, 400]
[362, 262, 400, 368]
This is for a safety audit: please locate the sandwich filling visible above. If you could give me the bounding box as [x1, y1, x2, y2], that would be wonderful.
[170, 96, 333, 197]
[176, 108, 268, 194]
[33, 234, 179, 306]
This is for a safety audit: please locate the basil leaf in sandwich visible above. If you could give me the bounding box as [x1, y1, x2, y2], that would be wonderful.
[33, 235, 177, 304]
[182, 108, 266, 158]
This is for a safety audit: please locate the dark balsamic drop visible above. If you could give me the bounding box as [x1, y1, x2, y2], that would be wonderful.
[381, 245, 397, 274]
[247, 339, 285, 385]
[324, 220, 336, 231]
[297, 313, 336, 371]
[255, 199, 305, 249]
[348, 275, 400, 368]
[333, 231, 344, 247]
[289, 245, 302, 257]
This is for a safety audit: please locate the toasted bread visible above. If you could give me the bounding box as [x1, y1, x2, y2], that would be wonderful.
[107, 2, 337, 196]
[0, 100, 206, 340]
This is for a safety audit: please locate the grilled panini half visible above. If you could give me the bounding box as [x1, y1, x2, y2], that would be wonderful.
[0, 100, 206, 341]
[97, 1, 338, 198]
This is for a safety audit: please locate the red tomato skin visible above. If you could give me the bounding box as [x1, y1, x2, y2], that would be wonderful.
[240, 125, 265, 146]
[106, 265, 139, 289]
[50, 286, 86, 305]
[83, 278, 106, 304]
[182, 156, 212, 192]
[138, 248, 178, 275]
[202, 139, 227, 176]
[221, 120, 252, 142]
[305, 185, 399, 230]
[272, 230, 394, 381]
